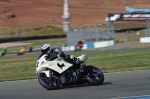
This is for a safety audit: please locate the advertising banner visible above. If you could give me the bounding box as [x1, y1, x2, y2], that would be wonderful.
[106, 13, 150, 22]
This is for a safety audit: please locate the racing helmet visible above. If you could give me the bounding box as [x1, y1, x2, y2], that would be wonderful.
[41, 43, 51, 54]
[81, 39, 85, 43]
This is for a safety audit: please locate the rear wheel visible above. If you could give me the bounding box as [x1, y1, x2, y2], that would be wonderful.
[38, 73, 61, 90]
[85, 65, 104, 85]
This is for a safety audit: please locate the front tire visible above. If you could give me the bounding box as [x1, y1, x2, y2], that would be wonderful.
[85, 65, 104, 85]
[38, 73, 61, 90]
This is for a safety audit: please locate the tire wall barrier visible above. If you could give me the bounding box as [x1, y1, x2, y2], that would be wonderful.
[0, 34, 66, 43]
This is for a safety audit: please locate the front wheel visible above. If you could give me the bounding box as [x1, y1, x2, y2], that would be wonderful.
[85, 65, 104, 85]
[38, 73, 61, 90]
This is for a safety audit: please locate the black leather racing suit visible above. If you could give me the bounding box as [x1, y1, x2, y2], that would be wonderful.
[46, 48, 84, 70]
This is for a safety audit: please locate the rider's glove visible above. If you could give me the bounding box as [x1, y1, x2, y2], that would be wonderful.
[57, 55, 60, 58]
[69, 55, 75, 60]
[75, 59, 80, 64]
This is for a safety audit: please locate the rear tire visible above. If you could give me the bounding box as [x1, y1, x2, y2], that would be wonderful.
[85, 65, 104, 85]
[38, 73, 61, 90]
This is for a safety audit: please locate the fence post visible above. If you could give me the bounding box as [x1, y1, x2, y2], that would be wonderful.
[148, 20, 150, 37]
[7, 29, 10, 37]
[88, 26, 91, 33]
[111, 22, 115, 39]
[94, 24, 99, 41]
[146, 20, 150, 37]
[0, 29, 3, 39]
[0, 30, 1, 39]
[126, 31, 129, 42]
[22, 27, 25, 37]
[15, 28, 19, 37]
[106, 22, 110, 40]
[100, 24, 105, 40]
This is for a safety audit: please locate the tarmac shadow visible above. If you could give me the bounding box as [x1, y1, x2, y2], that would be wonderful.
[102, 82, 112, 85]
[58, 81, 112, 90]
[59, 84, 89, 90]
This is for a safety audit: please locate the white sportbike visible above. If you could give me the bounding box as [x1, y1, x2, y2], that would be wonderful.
[36, 54, 104, 90]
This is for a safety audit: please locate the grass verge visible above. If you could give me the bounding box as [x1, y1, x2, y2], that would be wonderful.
[4, 38, 66, 52]
[0, 25, 65, 38]
[0, 49, 150, 82]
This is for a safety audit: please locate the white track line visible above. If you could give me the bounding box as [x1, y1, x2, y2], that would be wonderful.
[109, 95, 150, 99]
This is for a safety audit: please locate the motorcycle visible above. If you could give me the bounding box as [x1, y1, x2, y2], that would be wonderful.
[0, 49, 7, 57]
[74, 44, 83, 52]
[36, 54, 104, 90]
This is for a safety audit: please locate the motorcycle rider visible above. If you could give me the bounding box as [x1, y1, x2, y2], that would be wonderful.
[38, 43, 85, 73]
[75, 40, 84, 52]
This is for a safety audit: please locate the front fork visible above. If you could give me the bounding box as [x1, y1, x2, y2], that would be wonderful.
[41, 69, 53, 77]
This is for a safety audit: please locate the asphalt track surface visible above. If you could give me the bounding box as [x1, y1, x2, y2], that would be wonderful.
[0, 70, 150, 99]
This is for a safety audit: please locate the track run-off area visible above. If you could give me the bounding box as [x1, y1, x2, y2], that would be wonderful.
[0, 70, 150, 99]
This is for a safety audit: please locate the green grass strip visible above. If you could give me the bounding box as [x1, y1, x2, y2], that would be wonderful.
[0, 49, 150, 82]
